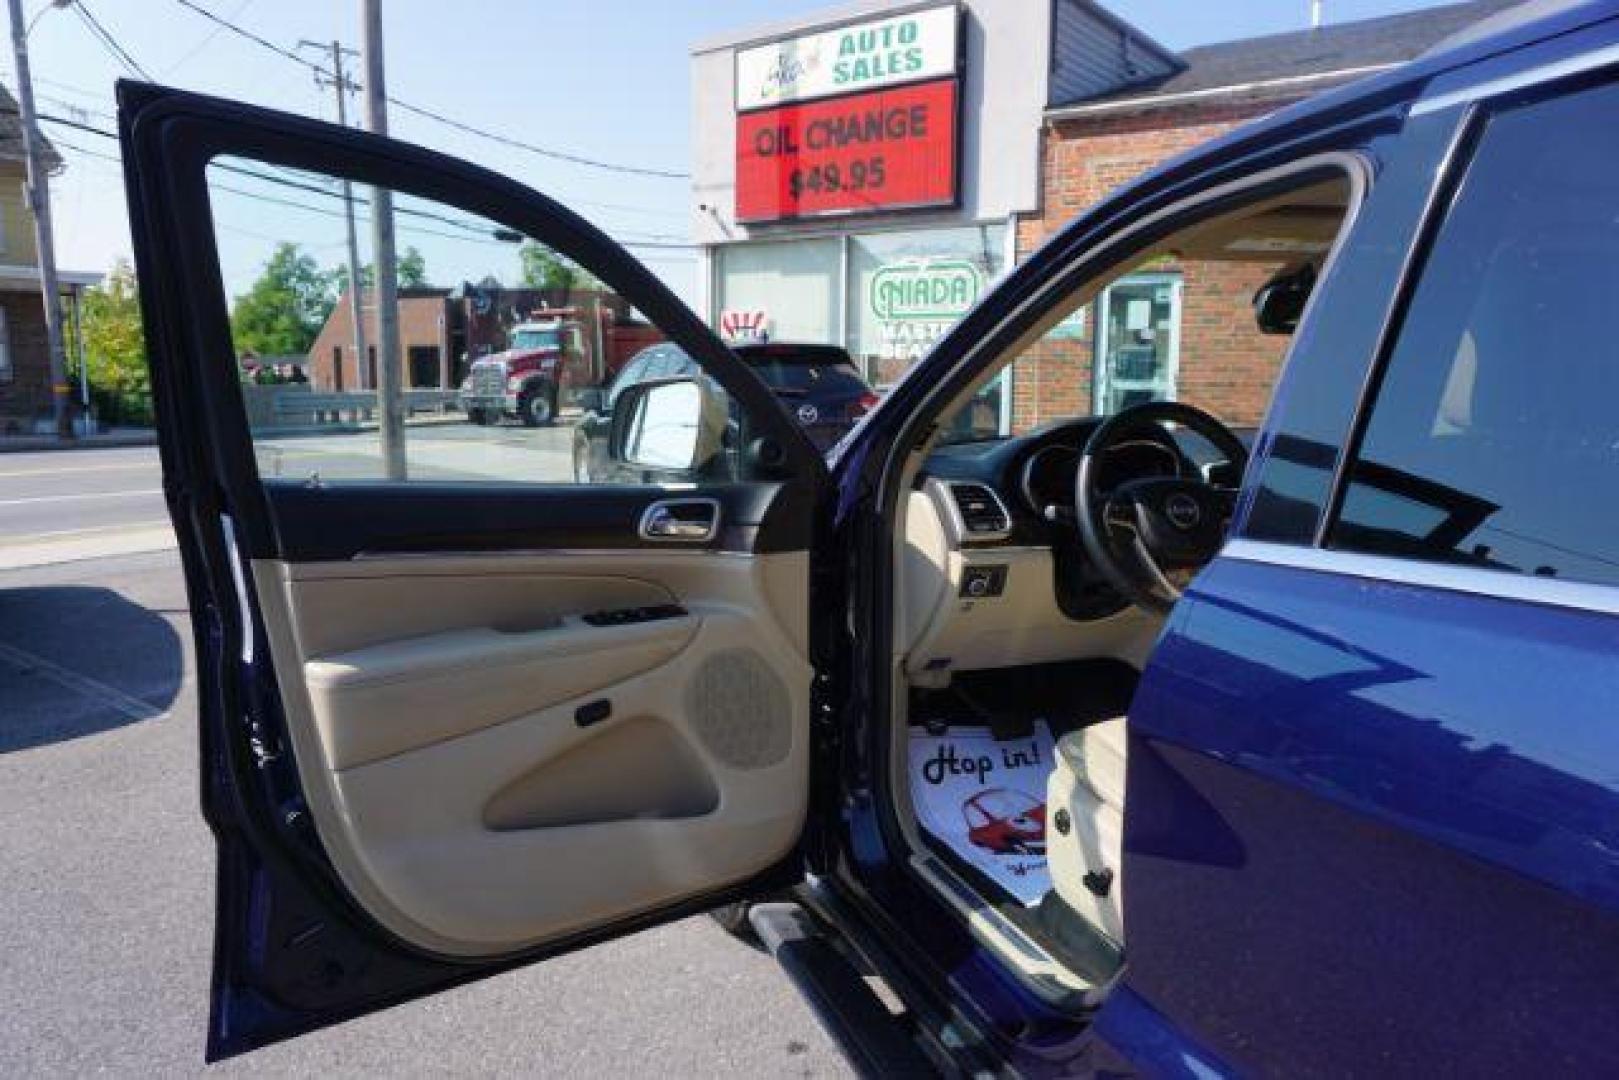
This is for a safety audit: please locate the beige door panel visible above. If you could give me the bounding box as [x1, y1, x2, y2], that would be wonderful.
[252, 550, 810, 957]
[283, 568, 677, 657]
[305, 614, 698, 769]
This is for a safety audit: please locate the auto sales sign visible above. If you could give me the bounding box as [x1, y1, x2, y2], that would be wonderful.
[735, 4, 960, 222]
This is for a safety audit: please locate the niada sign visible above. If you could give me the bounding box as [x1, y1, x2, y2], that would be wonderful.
[869, 258, 984, 364]
[871, 259, 982, 320]
[735, 4, 958, 111]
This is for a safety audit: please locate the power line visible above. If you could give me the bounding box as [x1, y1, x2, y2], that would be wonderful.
[73, 1, 154, 82]
[164, 0, 255, 76]
[35, 111, 697, 253]
[167, 0, 687, 180]
[381, 94, 686, 181]
[168, 0, 336, 80]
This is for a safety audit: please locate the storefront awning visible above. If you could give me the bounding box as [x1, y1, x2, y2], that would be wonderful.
[0, 264, 103, 293]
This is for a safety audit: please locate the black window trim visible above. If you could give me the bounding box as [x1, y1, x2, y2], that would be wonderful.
[122, 83, 827, 561]
[1314, 102, 1486, 547]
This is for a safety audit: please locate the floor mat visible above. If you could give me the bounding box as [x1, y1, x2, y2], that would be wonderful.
[907, 721, 1055, 906]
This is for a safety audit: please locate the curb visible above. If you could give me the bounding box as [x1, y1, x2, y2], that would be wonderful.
[0, 431, 158, 453]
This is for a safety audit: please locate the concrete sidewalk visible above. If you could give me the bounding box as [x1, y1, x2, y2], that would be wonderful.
[0, 428, 157, 453]
[0, 522, 177, 572]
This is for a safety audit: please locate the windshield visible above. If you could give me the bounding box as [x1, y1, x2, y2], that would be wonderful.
[750, 360, 866, 397]
[511, 328, 561, 351]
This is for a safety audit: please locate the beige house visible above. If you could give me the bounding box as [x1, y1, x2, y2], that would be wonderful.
[0, 82, 101, 434]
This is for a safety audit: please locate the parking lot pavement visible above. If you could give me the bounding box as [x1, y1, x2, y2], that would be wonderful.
[0, 549, 850, 1077]
[255, 417, 580, 483]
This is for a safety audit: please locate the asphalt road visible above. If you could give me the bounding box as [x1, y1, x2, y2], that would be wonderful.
[0, 445, 169, 547]
[0, 443, 850, 1076]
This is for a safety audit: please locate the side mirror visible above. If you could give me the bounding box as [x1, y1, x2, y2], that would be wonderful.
[1252, 262, 1316, 335]
[573, 386, 606, 415]
[609, 377, 727, 473]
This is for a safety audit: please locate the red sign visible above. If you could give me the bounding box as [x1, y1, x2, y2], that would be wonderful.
[735, 77, 958, 222]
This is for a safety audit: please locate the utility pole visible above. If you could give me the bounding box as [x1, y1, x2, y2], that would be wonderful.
[299, 39, 368, 393]
[8, 0, 71, 438]
[360, 0, 405, 479]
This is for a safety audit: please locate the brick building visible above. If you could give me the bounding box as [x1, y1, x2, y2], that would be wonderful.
[307, 280, 640, 392]
[691, 0, 1512, 434]
[1008, 0, 1516, 432]
[308, 285, 453, 392]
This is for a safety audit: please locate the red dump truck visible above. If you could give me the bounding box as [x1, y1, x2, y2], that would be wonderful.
[459, 306, 662, 426]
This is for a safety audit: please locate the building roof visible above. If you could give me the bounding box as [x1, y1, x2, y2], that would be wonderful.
[0, 81, 62, 172]
[1051, 0, 1526, 114]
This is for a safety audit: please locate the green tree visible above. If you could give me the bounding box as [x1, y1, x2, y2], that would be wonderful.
[518, 241, 597, 290]
[231, 243, 335, 355]
[397, 245, 428, 287]
[331, 244, 431, 292]
[76, 258, 150, 422]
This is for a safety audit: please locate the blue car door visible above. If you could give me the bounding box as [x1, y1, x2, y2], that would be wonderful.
[1109, 33, 1619, 1075]
[117, 82, 831, 1060]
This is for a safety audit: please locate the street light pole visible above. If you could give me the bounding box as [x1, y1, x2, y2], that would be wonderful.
[7, 0, 72, 438]
[360, 0, 405, 479]
[299, 38, 368, 393]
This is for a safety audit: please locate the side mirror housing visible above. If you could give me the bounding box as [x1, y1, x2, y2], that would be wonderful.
[1252, 262, 1316, 335]
[609, 377, 728, 473]
[573, 386, 606, 415]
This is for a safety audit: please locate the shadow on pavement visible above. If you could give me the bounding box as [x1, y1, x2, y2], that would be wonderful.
[0, 586, 183, 752]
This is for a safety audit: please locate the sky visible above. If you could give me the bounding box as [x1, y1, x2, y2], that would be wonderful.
[4, 0, 1469, 305]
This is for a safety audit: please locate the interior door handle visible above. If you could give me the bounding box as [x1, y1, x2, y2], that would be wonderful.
[639, 498, 720, 542]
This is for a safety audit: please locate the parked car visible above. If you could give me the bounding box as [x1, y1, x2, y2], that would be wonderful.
[571, 342, 727, 484]
[732, 341, 878, 452]
[573, 341, 877, 483]
[118, 5, 1619, 1073]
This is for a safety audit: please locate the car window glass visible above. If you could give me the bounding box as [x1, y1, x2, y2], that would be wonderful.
[205, 156, 758, 485]
[1331, 81, 1619, 586]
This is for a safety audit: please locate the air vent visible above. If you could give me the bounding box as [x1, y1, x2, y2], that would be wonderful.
[947, 482, 1011, 541]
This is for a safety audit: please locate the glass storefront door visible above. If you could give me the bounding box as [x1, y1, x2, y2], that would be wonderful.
[1094, 273, 1181, 414]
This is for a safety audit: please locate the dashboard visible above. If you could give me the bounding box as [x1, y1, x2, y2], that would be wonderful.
[1018, 439, 1184, 520]
[897, 417, 1244, 682]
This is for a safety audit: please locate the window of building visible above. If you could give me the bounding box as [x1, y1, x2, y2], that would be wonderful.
[1092, 273, 1180, 414]
[331, 345, 343, 391]
[715, 238, 840, 347]
[845, 224, 1007, 384]
[407, 345, 440, 388]
[1331, 80, 1619, 587]
[0, 307, 10, 383]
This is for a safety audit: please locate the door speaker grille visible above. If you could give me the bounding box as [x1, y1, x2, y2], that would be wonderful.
[685, 648, 792, 770]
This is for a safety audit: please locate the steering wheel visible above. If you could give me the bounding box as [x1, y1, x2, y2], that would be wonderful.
[1075, 401, 1248, 615]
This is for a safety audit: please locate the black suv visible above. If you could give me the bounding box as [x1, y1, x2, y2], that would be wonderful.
[573, 340, 875, 481]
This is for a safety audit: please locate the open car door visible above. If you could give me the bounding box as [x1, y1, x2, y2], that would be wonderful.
[118, 83, 829, 1060]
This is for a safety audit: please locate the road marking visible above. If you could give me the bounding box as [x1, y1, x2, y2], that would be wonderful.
[0, 488, 163, 507]
[0, 520, 171, 546]
[0, 462, 153, 479]
[0, 639, 167, 722]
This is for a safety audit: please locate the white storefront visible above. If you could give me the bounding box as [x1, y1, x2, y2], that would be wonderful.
[689, 0, 1048, 431]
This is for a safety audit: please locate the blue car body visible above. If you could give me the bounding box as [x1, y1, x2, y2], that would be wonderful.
[818, 4, 1619, 1073]
[116, 1, 1619, 1072]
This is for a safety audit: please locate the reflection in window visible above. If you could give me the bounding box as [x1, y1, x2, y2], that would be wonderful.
[204, 157, 712, 486]
[1333, 81, 1619, 586]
